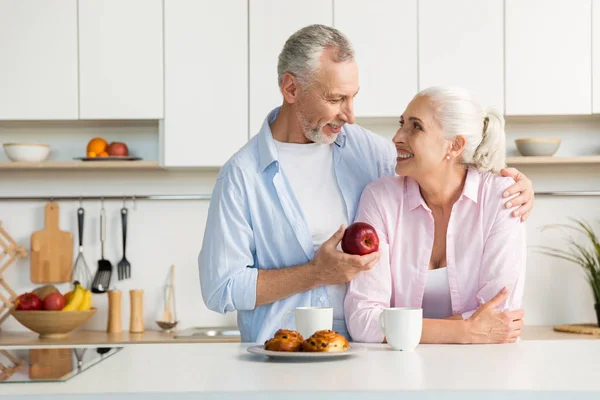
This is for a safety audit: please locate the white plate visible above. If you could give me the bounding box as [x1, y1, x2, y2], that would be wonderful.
[246, 344, 364, 360]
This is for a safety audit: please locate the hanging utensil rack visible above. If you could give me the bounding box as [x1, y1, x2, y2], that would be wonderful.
[0, 191, 598, 202]
[0, 194, 212, 202]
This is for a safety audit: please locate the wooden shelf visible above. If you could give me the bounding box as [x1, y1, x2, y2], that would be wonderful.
[506, 156, 600, 165]
[0, 161, 162, 170]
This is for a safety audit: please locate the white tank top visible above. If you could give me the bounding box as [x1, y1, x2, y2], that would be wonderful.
[422, 267, 453, 319]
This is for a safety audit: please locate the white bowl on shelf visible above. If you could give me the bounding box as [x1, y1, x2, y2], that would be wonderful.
[3, 143, 50, 162]
[515, 138, 561, 157]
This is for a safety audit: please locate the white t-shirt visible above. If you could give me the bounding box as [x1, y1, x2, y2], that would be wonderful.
[274, 139, 349, 320]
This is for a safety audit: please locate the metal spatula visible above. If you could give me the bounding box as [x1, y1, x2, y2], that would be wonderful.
[91, 205, 112, 293]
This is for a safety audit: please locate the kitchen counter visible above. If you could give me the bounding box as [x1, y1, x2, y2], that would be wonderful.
[0, 328, 240, 348]
[2, 340, 600, 399]
[0, 325, 595, 349]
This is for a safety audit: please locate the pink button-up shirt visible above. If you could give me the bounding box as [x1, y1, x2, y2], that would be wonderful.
[344, 168, 527, 343]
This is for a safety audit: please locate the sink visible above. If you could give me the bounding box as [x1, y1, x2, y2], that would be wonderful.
[174, 326, 240, 339]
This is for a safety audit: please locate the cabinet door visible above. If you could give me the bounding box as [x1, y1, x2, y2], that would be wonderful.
[161, 0, 248, 167]
[506, 0, 592, 115]
[593, 0, 600, 113]
[249, 0, 333, 136]
[0, 0, 78, 120]
[419, 0, 504, 112]
[78, 0, 163, 119]
[334, 0, 417, 117]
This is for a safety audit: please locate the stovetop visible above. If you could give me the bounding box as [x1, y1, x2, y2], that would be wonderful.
[0, 346, 122, 383]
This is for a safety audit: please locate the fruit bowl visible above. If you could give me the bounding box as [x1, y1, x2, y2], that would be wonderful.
[10, 308, 97, 339]
[3, 143, 50, 162]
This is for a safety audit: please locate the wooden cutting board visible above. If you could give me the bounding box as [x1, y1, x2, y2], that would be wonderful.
[30, 202, 73, 283]
[553, 323, 600, 336]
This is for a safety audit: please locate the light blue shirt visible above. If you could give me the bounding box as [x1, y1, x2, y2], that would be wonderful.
[198, 107, 396, 343]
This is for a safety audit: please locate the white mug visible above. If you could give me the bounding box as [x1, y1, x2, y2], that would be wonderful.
[282, 307, 333, 339]
[379, 307, 423, 351]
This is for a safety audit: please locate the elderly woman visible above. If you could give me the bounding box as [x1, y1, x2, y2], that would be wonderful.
[344, 86, 526, 344]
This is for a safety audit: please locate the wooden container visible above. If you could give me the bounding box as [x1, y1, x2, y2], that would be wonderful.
[107, 290, 122, 334]
[129, 289, 144, 333]
[11, 309, 96, 339]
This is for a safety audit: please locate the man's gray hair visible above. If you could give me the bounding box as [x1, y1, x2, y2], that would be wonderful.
[277, 24, 355, 88]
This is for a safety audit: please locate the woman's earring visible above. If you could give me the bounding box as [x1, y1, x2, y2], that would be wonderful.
[446, 155, 451, 160]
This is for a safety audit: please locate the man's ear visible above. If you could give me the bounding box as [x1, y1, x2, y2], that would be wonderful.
[281, 72, 301, 104]
[450, 135, 466, 158]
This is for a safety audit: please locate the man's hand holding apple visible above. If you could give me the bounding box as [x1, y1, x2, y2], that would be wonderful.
[310, 224, 380, 286]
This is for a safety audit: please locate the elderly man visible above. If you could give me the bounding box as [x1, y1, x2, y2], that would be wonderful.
[199, 24, 534, 343]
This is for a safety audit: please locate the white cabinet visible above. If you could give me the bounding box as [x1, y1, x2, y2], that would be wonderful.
[593, 0, 600, 113]
[0, 0, 78, 120]
[505, 0, 592, 115]
[78, 0, 163, 119]
[249, 0, 333, 136]
[334, 0, 417, 117]
[161, 0, 248, 167]
[418, 0, 504, 112]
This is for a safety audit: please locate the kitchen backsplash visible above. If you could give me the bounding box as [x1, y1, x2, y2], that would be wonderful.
[0, 168, 237, 332]
[1, 116, 600, 332]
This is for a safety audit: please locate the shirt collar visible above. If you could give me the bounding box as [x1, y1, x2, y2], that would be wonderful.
[462, 168, 480, 203]
[257, 107, 281, 172]
[407, 168, 480, 212]
[406, 177, 426, 211]
[257, 106, 348, 172]
[334, 128, 347, 148]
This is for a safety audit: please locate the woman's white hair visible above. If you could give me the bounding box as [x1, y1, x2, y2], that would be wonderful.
[415, 86, 506, 173]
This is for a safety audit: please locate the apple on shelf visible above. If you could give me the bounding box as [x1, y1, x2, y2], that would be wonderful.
[107, 142, 128, 157]
[341, 222, 380, 255]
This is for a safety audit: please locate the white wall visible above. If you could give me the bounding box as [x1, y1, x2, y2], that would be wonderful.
[1, 116, 600, 333]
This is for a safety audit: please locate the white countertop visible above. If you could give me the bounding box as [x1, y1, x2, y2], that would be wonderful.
[3, 341, 600, 399]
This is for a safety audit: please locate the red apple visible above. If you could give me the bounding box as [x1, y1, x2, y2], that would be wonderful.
[43, 292, 65, 311]
[14, 293, 42, 311]
[107, 142, 129, 156]
[341, 222, 380, 255]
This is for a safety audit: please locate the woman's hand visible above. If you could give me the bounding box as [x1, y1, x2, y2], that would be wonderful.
[500, 168, 534, 222]
[465, 287, 524, 344]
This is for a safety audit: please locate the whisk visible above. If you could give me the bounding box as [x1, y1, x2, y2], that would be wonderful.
[72, 206, 93, 289]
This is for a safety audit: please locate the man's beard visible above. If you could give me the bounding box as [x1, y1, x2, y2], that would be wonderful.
[296, 108, 337, 145]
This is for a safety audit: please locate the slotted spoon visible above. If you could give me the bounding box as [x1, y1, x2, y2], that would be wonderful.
[91, 205, 112, 293]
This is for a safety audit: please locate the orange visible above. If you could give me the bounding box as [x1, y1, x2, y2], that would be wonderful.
[87, 151, 97, 158]
[87, 137, 108, 154]
[99, 151, 109, 157]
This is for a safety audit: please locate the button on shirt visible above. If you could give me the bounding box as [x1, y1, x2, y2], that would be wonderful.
[344, 169, 527, 343]
[198, 107, 396, 343]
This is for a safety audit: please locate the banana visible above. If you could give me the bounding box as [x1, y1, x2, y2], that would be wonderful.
[62, 282, 85, 311]
[78, 289, 92, 311]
